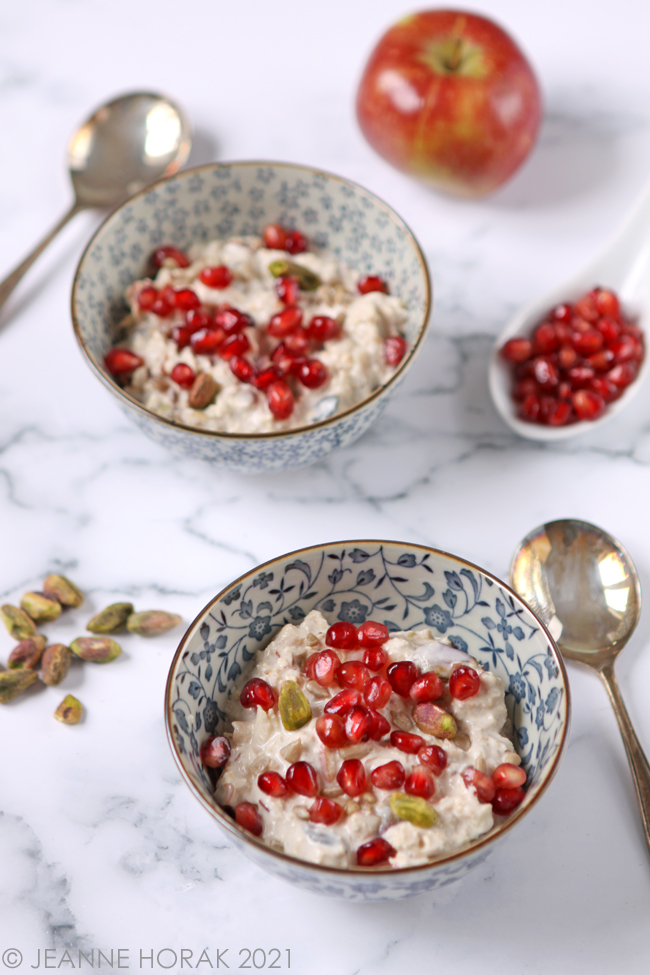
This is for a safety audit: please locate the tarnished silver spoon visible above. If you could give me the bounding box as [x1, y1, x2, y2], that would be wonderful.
[0, 91, 192, 314]
[511, 518, 650, 854]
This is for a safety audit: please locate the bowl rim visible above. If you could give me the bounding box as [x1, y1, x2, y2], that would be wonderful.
[71, 159, 432, 441]
[164, 538, 571, 879]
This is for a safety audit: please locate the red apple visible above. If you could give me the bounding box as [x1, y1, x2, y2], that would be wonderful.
[356, 10, 542, 198]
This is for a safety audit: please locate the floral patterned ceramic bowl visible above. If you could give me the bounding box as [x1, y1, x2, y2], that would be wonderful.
[71, 161, 431, 473]
[165, 540, 570, 901]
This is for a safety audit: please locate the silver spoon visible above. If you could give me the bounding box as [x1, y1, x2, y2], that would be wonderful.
[0, 91, 192, 314]
[511, 518, 650, 853]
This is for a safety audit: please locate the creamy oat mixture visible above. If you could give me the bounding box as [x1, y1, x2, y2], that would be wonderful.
[119, 236, 408, 433]
[215, 610, 520, 869]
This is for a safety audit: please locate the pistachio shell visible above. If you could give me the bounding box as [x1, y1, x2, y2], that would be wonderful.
[413, 702, 457, 739]
[390, 792, 438, 829]
[8, 635, 47, 670]
[43, 574, 84, 608]
[41, 644, 72, 686]
[267, 259, 321, 291]
[188, 373, 219, 409]
[0, 669, 38, 703]
[126, 610, 182, 636]
[87, 602, 134, 634]
[70, 636, 122, 663]
[20, 592, 62, 623]
[54, 694, 82, 724]
[1, 604, 37, 640]
[278, 680, 312, 731]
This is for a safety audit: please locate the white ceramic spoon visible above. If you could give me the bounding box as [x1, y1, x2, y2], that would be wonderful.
[489, 178, 650, 440]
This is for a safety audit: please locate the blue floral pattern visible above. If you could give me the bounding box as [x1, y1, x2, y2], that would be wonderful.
[166, 541, 569, 901]
[72, 162, 431, 474]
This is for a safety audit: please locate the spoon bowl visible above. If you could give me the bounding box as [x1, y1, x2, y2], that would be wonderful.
[489, 178, 650, 440]
[511, 518, 650, 853]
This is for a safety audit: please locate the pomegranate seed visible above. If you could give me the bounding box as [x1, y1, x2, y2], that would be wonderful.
[558, 381, 572, 400]
[558, 346, 578, 370]
[170, 363, 196, 389]
[263, 223, 288, 249]
[253, 367, 281, 391]
[174, 288, 200, 311]
[286, 761, 318, 797]
[387, 661, 418, 697]
[575, 294, 599, 321]
[172, 326, 192, 349]
[356, 837, 395, 867]
[284, 327, 310, 355]
[547, 400, 574, 426]
[513, 378, 541, 401]
[336, 661, 370, 690]
[552, 303, 573, 322]
[572, 389, 605, 420]
[200, 735, 231, 768]
[623, 324, 644, 342]
[230, 355, 255, 383]
[214, 306, 253, 334]
[566, 366, 595, 389]
[315, 713, 348, 748]
[185, 309, 212, 333]
[137, 286, 158, 310]
[276, 275, 301, 305]
[363, 675, 392, 709]
[607, 362, 638, 388]
[358, 275, 388, 294]
[240, 678, 276, 711]
[405, 765, 436, 799]
[449, 665, 481, 700]
[390, 730, 425, 754]
[357, 620, 389, 649]
[311, 649, 340, 686]
[532, 357, 558, 389]
[492, 763, 527, 789]
[324, 689, 362, 717]
[492, 787, 526, 815]
[554, 322, 574, 344]
[572, 330, 603, 355]
[586, 350, 615, 372]
[234, 802, 263, 836]
[152, 245, 190, 269]
[309, 796, 343, 825]
[462, 767, 495, 803]
[409, 672, 443, 703]
[595, 316, 620, 344]
[367, 709, 390, 740]
[589, 376, 620, 402]
[533, 323, 559, 353]
[336, 759, 367, 796]
[257, 771, 289, 798]
[266, 380, 294, 420]
[284, 230, 308, 254]
[572, 316, 592, 333]
[501, 338, 533, 363]
[219, 333, 250, 360]
[268, 306, 303, 338]
[418, 744, 448, 775]
[364, 647, 388, 671]
[299, 359, 329, 389]
[191, 328, 225, 355]
[308, 315, 340, 343]
[385, 335, 407, 366]
[151, 296, 173, 317]
[104, 348, 143, 376]
[326, 621, 358, 650]
[518, 394, 541, 421]
[370, 760, 405, 790]
[594, 288, 620, 318]
[612, 336, 642, 363]
[159, 285, 176, 305]
[344, 705, 373, 743]
[199, 265, 233, 289]
[272, 346, 306, 377]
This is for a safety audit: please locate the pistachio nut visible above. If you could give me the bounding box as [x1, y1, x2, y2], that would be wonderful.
[0, 668, 38, 703]
[54, 694, 82, 724]
[8, 635, 47, 670]
[188, 373, 219, 410]
[43, 574, 84, 608]
[41, 644, 72, 686]
[126, 610, 183, 636]
[87, 602, 134, 634]
[1, 604, 37, 640]
[390, 792, 438, 829]
[413, 702, 457, 740]
[278, 680, 312, 731]
[267, 259, 321, 291]
[70, 636, 122, 663]
[20, 591, 62, 623]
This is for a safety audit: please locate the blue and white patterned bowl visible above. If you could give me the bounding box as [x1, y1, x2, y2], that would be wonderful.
[165, 540, 570, 901]
[71, 162, 431, 473]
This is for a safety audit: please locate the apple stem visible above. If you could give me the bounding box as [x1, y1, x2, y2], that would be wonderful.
[445, 37, 463, 72]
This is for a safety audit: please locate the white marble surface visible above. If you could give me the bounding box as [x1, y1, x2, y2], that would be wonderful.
[2, 0, 650, 971]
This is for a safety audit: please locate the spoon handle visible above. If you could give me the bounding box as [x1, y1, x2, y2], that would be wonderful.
[599, 664, 650, 854]
[0, 202, 83, 314]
